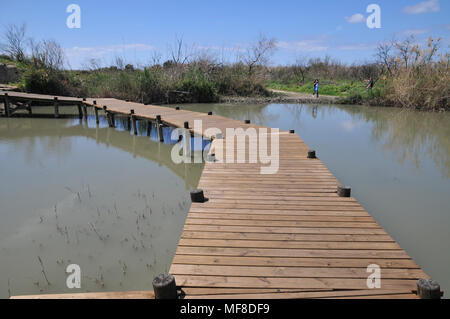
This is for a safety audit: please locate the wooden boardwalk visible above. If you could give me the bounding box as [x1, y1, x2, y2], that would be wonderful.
[2, 91, 431, 299]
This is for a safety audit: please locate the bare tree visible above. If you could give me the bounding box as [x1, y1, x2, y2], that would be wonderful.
[1, 23, 27, 61]
[29, 39, 65, 70]
[242, 34, 277, 75]
[293, 55, 308, 84]
[376, 39, 395, 75]
[168, 36, 194, 65]
[396, 36, 415, 68]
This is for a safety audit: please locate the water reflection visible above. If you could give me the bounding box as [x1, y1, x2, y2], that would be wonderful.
[0, 114, 203, 298]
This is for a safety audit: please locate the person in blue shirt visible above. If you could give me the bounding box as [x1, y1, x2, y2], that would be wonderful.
[313, 79, 319, 98]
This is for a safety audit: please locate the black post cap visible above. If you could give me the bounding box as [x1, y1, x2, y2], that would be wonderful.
[307, 150, 316, 159]
[184, 121, 189, 129]
[190, 189, 205, 203]
[175, 106, 180, 110]
[93, 100, 97, 105]
[245, 120, 250, 124]
[156, 115, 161, 122]
[54, 97, 58, 100]
[130, 109, 135, 114]
[152, 274, 177, 299]
[208, 111, 213, 115]
[82, 98, 86, 101]
[103, 106, 107, 110]
[337, 185, 351, 197]
[289, 129, 295, 134]
[417, 279, 441, 299]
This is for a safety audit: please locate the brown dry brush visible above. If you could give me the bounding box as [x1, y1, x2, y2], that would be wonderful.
[377, 37, 449, 110]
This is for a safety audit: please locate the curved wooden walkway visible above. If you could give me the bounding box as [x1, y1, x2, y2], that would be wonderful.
[2, 91, 430, 299]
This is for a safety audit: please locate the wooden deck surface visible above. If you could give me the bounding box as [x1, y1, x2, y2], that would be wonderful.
[3, 91, 426, 299]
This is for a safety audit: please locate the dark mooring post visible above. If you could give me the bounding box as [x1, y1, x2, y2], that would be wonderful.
[337, 185, 351, 197]
[417, 279, 441, 299]
[27, 101, 32, 115]
[190, 189, 206, 203]
[3, 93, 11, 117]
[152, 274, 177, 299]
[53, 97, 59, 118]
[245, 119, 251, 124]
[156, 115, 163, 142]
[307, 150, 316, 159]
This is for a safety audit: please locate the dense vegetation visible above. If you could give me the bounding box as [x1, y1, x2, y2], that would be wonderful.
[1, 24, 448, 110]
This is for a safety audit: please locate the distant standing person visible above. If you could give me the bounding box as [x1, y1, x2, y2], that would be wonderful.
[313, 79, 319, 98]
[367, 77, 374, 91]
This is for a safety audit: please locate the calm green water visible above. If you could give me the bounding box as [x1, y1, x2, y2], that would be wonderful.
[0, 112, 203, 298]
[179, 103, 450, 296]
[1, 103, 449, 298]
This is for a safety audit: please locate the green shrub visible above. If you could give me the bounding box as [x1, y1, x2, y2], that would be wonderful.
[23, 67, 68, 95]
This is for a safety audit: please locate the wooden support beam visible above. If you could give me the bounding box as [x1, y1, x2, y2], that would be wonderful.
[156, 115, 164, 142]
[93, 101, 99, 124]
[82, 104, 88, 120]
[147, 120, 152, 136]
[94, 107, 99, 124]
[132, 115, 138, 135]
[3, 93, 10, 117]
[53, 97, 59, 118]
[77, 104, 83, 119]
[110, 112, 115, 128]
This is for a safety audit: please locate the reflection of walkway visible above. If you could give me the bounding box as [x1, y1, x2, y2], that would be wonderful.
[0, 119, 203, 189]
[4, 91, 433, 299]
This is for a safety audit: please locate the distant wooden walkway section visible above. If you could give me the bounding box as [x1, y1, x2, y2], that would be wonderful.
[3, 91, 428, 299]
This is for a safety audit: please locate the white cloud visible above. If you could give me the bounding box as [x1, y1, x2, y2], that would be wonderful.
[341, 121, 361, 132]
[398, 28, 429, 37]
[345, 13, 365, 24]
[336, 43, 377, 51]
[64, 43, 154, 59]
[277, 40, 328, 52]
[403, 0, 440, 14]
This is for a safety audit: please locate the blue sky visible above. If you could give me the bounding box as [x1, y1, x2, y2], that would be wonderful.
[1, 0, 449, 69]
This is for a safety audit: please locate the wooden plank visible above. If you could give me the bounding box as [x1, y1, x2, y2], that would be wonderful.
[180, 231, 396, 242]
[184, 218, 380, 228]
[178, 238, 401, 250]
[171, 264, 426, 279]
[174, 246, 411, 259]
[181, 224, 392, 235]
[171, 255, 421, 269]
[174, 275, 418, 290]
[185, 289, 418, 299]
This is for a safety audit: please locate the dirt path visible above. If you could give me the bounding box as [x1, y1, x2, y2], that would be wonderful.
[269, 89, 339, 102]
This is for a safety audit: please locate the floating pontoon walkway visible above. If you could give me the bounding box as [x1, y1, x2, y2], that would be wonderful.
[2, 91, 437, 299]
